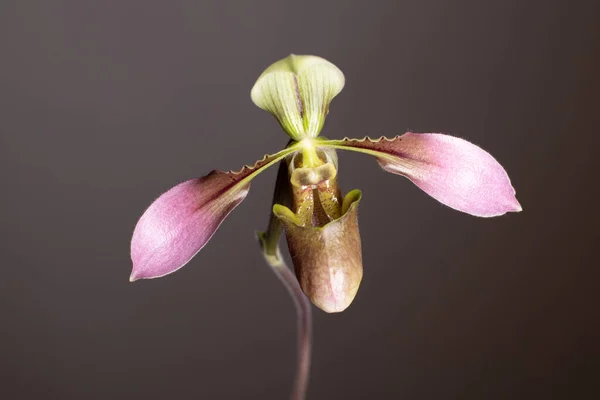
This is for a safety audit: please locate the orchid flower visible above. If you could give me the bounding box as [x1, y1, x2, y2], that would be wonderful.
[130, 53, 520, 306]
[130, 54, 521, 398]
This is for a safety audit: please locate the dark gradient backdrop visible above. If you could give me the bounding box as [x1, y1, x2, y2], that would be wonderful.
[1, 1, 598, 399]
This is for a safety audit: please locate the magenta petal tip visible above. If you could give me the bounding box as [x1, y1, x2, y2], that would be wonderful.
[129, 271, 140, 282]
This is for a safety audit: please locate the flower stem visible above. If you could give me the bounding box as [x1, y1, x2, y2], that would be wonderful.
[262, 248, 312, 400]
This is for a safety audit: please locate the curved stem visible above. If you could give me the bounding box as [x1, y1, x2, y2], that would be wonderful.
[267, 251, 312, 400]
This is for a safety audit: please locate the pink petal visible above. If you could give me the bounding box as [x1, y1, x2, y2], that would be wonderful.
[130, 152, 291, 281]
[332, 133, 521, 217]
[130, 172, 249, 281]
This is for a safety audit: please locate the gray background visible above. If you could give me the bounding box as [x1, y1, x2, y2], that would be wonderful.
[1, 1, 598, 399]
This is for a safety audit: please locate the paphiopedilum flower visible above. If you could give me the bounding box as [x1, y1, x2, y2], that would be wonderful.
[130, 54, 521, 314]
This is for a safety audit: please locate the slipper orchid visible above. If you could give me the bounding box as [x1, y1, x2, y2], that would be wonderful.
[130, 54, 521, 314]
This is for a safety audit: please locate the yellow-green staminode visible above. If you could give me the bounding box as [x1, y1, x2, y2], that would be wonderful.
[251, 54, 345, 141]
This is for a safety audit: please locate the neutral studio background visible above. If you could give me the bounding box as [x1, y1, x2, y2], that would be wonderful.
[1, 1, 598, 399]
